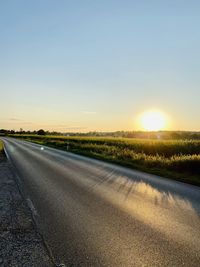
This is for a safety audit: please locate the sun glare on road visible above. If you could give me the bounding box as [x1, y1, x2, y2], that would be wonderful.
[140, 110, 167, 131]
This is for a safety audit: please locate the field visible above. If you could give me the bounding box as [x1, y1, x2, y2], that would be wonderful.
[9, 135, 200, 186]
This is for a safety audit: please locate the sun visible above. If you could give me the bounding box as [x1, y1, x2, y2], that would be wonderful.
[140, 110, 167, 131]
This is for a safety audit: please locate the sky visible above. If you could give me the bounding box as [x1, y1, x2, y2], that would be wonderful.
[0, 0, 200, 132]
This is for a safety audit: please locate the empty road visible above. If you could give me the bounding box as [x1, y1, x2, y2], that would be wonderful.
[2, 137, 200, 266]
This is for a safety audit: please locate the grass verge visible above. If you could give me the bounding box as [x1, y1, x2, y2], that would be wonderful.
[0, 140, 5, 160]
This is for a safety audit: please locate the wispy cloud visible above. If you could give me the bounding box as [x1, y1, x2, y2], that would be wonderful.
[9, 118, 32, 124]
[9, 118, 22, 121]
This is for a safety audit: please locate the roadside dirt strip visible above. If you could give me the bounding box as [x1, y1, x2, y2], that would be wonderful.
[0, 153, 54, 267]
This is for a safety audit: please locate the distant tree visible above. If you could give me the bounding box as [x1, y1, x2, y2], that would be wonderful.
[0, 129, 7, 134]
[37, 129, 46, 135]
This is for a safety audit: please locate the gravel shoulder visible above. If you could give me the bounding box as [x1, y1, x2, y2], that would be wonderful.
[0, 153, 54, 267]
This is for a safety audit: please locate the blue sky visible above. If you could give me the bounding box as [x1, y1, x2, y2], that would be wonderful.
[0, 1, 200, 131]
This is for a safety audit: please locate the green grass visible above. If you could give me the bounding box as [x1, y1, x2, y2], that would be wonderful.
[10, 134, 200, 186]
[0, 140, 3, 152]
[0, 140, 4, 159]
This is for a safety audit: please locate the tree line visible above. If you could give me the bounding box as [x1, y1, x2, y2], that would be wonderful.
[0, 129, 200, 139]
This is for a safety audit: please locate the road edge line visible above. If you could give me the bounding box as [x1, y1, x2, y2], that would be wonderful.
[2, 139, 59, 267]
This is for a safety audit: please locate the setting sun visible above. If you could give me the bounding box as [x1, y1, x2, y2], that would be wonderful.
[140, 111, 167, 131]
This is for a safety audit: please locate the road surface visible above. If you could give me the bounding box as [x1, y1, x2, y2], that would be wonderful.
[2, 137, 200, 266]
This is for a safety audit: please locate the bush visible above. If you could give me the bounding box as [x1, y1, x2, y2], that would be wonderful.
[37, 129, 46, 135]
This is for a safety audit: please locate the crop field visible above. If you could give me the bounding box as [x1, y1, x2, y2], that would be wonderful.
[10, 135, 200, 186]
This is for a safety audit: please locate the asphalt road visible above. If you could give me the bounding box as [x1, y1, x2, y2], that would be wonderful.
[2, 137, 200, 266]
